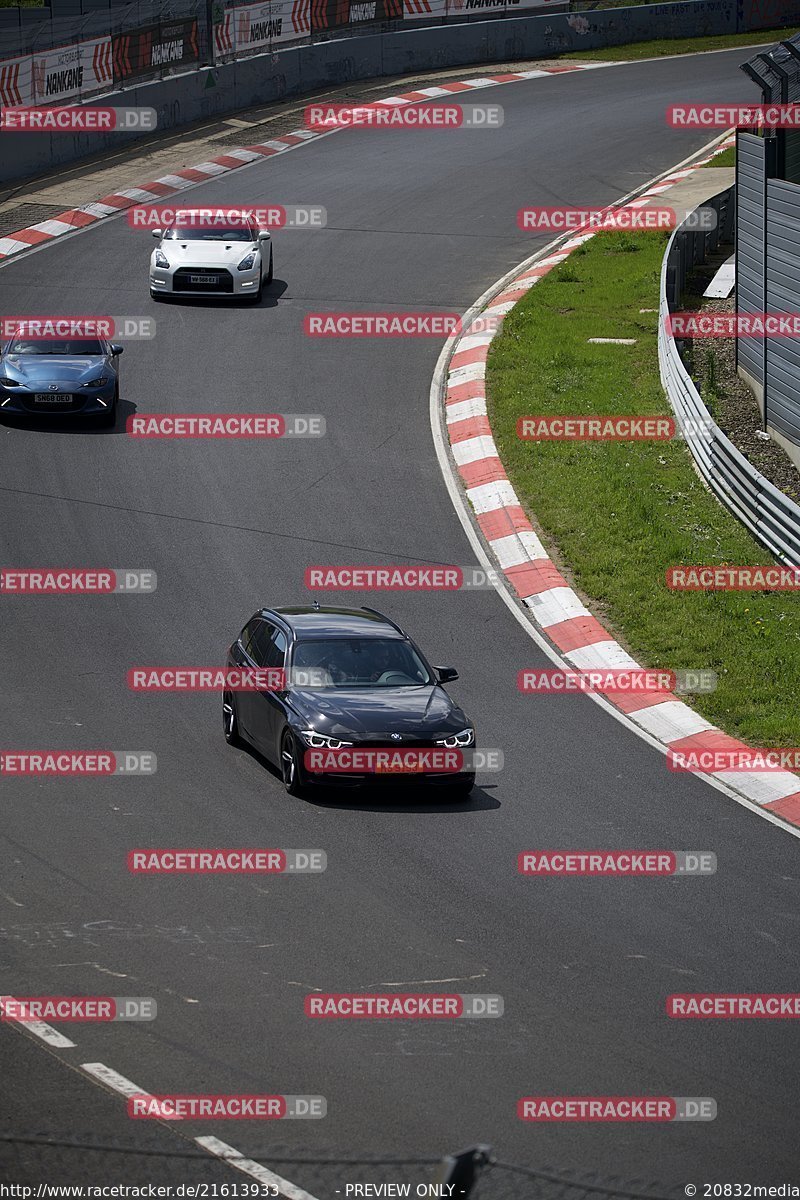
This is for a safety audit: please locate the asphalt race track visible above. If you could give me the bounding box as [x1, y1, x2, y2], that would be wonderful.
[2, 48, 798, 1193]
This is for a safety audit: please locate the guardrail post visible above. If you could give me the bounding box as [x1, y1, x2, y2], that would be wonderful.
[433, 1145, 492, 1195]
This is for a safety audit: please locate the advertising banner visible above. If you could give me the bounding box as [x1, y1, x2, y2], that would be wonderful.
[32, 38, 113, 103]
[0, 54, 34, 107]
[113, 18, 199, 85]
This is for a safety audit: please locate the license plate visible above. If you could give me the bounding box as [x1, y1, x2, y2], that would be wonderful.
[190, 274, 218, 284]
[34, 393, 71, 404]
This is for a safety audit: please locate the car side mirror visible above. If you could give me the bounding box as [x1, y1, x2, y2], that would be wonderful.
[435, 666, 459, 684]
[257, 230, 271, 241]
[110, 344, 124, 356]
[151, 229, 162, 239]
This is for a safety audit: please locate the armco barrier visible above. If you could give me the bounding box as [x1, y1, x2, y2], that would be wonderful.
[659, 187, 800, 567]
[1, 0, 766, 184]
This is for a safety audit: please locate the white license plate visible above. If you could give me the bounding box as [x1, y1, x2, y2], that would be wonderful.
[34, 393, 71, 404]
[190, 274, 218, 284]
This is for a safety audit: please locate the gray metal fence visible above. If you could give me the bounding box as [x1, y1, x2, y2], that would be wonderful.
[738, 33, 800, 460]
[659, 189, 800, 567]
[735, 131, 770, 389]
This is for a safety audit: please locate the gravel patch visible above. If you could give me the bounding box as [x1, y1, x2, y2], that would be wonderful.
[685, 264, 800, 504]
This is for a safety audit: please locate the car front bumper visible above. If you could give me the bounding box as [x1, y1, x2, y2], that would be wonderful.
[301, 770, 476, 790]
[0, 382, 116, 417]
[150, 261, 261, 298]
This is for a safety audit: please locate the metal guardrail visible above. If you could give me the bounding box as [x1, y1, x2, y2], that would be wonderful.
[659, 187, 800, 567]
[0, 1133, 684, 1199]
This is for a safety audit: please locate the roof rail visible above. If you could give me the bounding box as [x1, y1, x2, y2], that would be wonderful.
[360, 606, 407, 636]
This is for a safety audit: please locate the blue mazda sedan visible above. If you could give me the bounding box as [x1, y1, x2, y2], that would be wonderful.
[0, 334, 123, 427]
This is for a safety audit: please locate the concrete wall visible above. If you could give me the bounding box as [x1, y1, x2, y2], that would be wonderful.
[2, 0, 795, 185]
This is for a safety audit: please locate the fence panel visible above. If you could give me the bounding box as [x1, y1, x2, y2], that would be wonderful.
[659, 188, 800, 568]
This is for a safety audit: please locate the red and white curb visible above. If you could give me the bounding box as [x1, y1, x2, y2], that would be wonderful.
[0, 63, 613, 263]
[439, 134, 800, 837]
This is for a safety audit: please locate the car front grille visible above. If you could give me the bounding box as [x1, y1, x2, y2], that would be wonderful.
[352, 737, 437, 749]
[173, 268, 234, 294]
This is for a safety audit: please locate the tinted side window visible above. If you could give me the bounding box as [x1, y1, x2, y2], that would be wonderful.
[247, 621, 274, 667]
[240, 618, 261, 658]
[263, 627, 287, 669]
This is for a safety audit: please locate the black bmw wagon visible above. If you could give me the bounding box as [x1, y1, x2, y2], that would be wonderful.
[223, 606, 476, 799]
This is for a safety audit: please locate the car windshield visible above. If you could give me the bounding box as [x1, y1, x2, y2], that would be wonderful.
[163, 226, 255, 242]
[291, 637, 431, 688]
[7, 339, 104, 355]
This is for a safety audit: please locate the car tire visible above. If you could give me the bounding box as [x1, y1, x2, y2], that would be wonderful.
[280, 730, 306, 798]
[223, 691, 243, 747]
[150, 289, 164, 302]
[264, 247, 273, 284]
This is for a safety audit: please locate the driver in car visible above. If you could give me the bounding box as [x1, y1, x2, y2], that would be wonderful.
[366, 642, 412, 684]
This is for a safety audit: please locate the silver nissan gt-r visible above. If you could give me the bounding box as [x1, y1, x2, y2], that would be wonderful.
[149, 216, 273, 303]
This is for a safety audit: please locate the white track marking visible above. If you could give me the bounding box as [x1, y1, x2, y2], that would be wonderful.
[78, 1067, 321, 1198]
[196, 1136, 321, 1200]
[0, 996, 76, 1048]
[80, 1062, 181, 1118]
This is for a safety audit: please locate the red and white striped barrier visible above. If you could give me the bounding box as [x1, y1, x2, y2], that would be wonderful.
[441, 137, 800, 835]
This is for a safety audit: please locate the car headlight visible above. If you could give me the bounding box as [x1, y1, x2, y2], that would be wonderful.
[82, 375, 109, 387]
[434, 728, 475, 748]
[0, 376, 19, 386]
[237, 252, 257, 271]
[154, 249, 170, 268]
[300, 730, 354, 749]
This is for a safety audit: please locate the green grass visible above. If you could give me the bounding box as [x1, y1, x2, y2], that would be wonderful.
[566, 27, 800, 61]
[486, 231, 800, 747]
[703, 145, 735, 167]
